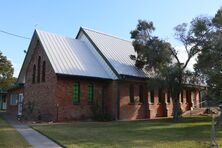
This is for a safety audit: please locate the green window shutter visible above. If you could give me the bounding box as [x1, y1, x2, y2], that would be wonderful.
[73, 82, 80, 104]
[87, 84, 93, 104]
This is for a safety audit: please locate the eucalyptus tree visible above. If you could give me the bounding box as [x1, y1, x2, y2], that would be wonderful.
[0, 51, 16, 89]
[131, 19, 208, 121]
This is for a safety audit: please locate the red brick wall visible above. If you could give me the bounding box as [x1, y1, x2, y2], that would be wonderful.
[24, 41, 57, 120]
[7, 87, 24, 115]
[20, 40, 119, 121]
[119, 81, 148, 120]
[195, 90, 200, 108]
[16, 40, 203, 121]
[55, 76, 112, 121]
[147, 88, 198, 118]
[180, 89, 193, 112]
[148, 89, 168, 118]
[104, 81, 118, 120]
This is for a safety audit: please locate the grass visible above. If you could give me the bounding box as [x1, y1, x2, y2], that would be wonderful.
[0, 117, 30, 148]
[32, 116, 222, 148]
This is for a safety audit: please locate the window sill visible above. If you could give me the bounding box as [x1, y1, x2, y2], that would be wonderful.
[138, 102, 144, 105]
[128, 102, 135, 105]
[149, 102, 154, 105]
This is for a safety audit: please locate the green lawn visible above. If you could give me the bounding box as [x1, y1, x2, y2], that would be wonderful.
[0, 117, 30, 148]
[32, 117, 222, 148]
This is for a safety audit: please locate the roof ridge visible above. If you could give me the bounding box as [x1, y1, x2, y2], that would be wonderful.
[81, 27, 132, 43]
[35, 29, 74, 40]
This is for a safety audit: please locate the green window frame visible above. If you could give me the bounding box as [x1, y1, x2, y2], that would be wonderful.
[87, 83, 93, 104]
[73, 82, 80, 104]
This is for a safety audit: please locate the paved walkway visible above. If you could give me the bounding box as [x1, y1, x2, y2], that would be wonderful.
[1, 112, 61, 148]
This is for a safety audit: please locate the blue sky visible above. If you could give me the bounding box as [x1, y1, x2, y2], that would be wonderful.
[0, 0, 221, 77]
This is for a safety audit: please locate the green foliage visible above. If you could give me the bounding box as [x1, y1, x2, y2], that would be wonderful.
[212, 7, 222, 28]
[131, 19, 203, 121]
[91, 100, 113, 121]
[23, 100, 36, 120]
[0, 51, 16, 89]
[130, 20, 172, 70]
[194, 8, 222, 99]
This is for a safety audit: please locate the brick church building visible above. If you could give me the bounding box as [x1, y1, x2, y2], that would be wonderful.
[6, 27, 204, 121]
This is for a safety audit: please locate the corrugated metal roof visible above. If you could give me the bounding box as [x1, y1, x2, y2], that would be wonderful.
[36, 30, 113, 79]
[82, 28, 149, 78]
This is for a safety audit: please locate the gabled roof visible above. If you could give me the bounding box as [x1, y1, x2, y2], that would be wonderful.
[17, 30, 115, 83]
[78, 27, 149, 78]
[37, 30, 114, 79]
[18, 27, 149, 84]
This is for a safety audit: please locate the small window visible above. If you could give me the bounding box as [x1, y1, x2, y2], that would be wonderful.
[87, 83, 93, 104]
[32, 64, 36, 84]
[158, 88, 165, 103]
[37, 56, 41, 83]
[129, 85, 134, 103]
[139, 85, 144, 103]
[10, 94, 18, 105]
[150, 90, 154, 103]
[186, 90, 190, 103]
[167, 89, 171, 103]
[158, 89, 162, 103]
[181, 90, 184, 103]
[73, 82, 80, 104]
[42, 61, 46, 82]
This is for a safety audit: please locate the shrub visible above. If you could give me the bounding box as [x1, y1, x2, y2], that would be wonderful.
[91, 100, 113, 121]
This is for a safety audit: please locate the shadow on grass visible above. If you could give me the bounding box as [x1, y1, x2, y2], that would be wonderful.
[32, 117, 215, 148]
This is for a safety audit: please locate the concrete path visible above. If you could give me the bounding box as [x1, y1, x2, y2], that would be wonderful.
[1, 112, 61, 148]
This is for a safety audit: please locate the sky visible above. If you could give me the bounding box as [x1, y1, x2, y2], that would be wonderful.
[0, 0, 221, 77]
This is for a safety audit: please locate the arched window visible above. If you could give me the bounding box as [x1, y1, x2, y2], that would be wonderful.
[87, 83, 93, 104]
[139, 85, 144, 103]
[129, 84, 134, 103]
[37, 56, 41, 83]
[73, 82, 80, 104]
[150, 90, 154, 103]
[42, 61, 46, 82]
[32, 64, 36, 83]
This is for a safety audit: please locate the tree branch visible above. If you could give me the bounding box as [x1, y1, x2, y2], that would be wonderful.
[169, 47, 181, 64]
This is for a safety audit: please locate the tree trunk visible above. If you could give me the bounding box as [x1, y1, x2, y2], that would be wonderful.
[172, 92, 180, 121]
[172, 71, 183, 121]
